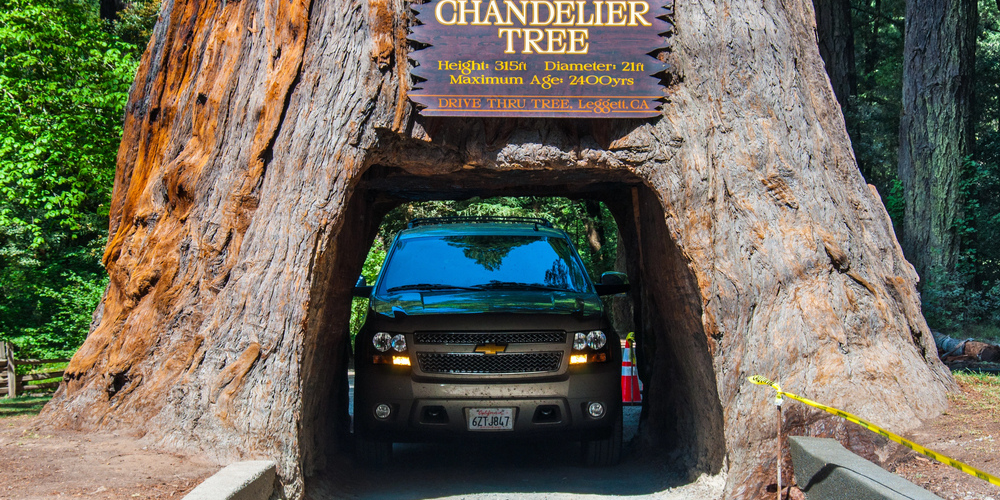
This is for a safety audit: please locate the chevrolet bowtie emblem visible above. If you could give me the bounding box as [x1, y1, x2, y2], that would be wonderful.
[474, 343, 507, 355]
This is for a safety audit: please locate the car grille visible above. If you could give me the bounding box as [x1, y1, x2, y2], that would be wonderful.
[414, 332, 566, 345]
[416, 352, 563, 374]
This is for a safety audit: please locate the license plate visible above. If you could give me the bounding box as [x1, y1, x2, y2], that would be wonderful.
[466, 408, 514, 431]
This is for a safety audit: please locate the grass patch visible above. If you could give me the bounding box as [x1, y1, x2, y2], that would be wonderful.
[953, 372, 1000, 419]
[0, 395, 52, 418]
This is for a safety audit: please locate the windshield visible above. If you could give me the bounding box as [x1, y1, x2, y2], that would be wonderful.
[377, 234, 592, 294]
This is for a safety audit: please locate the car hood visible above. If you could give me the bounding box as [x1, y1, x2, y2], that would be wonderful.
[370, 290, 603, 317]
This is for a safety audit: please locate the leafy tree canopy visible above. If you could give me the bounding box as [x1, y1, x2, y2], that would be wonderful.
[0, 0, 137, 358]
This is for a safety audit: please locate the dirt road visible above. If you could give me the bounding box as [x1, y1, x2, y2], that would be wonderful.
[0, 414, 215, 500]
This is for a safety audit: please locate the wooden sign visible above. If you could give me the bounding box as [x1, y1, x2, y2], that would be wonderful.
[409, 0, 672, 118]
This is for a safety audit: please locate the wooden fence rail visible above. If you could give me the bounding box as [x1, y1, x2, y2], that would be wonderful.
[1, 342, 68, 398]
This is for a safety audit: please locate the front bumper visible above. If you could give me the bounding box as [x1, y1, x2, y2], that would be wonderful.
[354, 364, 621, 442]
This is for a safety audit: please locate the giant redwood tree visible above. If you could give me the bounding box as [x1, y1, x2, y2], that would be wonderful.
[41, 0, 954, 498]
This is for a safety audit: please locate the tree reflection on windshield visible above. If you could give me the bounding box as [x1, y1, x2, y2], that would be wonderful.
[444, 235, 533, 271]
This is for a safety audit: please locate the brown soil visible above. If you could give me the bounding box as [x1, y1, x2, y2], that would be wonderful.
[0, 414, 216, 500]
[885, 371, 1000, 500]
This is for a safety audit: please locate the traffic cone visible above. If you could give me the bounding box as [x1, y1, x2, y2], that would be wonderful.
[622, 333, 642, 405]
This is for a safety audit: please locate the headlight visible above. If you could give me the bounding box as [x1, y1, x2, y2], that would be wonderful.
[390, 334, 407, 352]
[372, 332, 392, 352]
[573, 332, 587, 350]
[586, 330, 607, 350]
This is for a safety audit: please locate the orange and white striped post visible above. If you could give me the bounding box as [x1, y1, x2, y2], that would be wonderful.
[622, 333, 642, 405]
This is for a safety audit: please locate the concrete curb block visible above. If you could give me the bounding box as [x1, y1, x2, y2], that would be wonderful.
[790, 436, 943, 500]
[183, 460, 276, 500]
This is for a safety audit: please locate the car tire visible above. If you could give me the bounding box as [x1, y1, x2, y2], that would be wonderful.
[582, 410, 622, 466]
[354, 432, 392, 466]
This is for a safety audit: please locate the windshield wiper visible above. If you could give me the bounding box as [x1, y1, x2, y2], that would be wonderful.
[474, 281, 568, 291]
[386, 284, 480, 292]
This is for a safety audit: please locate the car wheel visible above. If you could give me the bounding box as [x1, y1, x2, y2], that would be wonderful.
[582, 410, 622, 466]
[354, 432, 392, 466]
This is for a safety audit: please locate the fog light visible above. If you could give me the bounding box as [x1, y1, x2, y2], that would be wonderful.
[586, 330, 607, 350]
[573, 332, 587, 350]
[570, 354, 588, 364]
[375, 404, 391, 419]
[587, 402, 606, 418]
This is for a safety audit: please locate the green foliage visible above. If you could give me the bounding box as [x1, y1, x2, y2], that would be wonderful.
[846, 0, 906, 197]
[880, 178, 906, 233]
[968, 0, 1000, 284]
[920, 157, 1000, 332]
[0, 0, 135, 245]
[5, 272, 108, 359]
[111, 0, 161, 57]
[920, 265, 1000, 331]
[964, 323, 1000, 344]
[349, 245, 387, 345]
[0, 0, 138, 359]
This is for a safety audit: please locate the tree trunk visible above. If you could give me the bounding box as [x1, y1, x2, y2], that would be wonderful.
[813, 0, 857, 109]
[40, 0, 954, 498]
[897, 0, 977, 284]
[584, 200, 606, 259]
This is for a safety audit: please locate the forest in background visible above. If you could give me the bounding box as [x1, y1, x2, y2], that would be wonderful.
[1, 0, 999, 360]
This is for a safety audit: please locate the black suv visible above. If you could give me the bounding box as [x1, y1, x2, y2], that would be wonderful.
[352, 217, 627, 466]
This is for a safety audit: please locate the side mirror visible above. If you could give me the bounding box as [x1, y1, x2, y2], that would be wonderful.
[353, 276, 373, 297]
[595, 272, 630, 296]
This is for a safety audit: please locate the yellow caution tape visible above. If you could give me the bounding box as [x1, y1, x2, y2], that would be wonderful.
[748, 375, 1000, 487]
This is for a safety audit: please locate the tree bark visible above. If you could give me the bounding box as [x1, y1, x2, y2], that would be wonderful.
[897, 0, 977, 283]
[39, 0, 954, 498]
[584, 200, 605, 259]
[813, 0, 857, 110]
